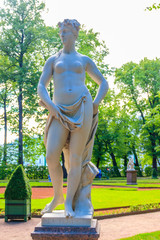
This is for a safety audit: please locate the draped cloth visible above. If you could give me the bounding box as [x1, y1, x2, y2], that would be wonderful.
[42, 92, 99, 216]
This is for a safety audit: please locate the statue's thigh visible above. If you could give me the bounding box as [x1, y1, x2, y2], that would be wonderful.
[69, 97, 93, 156]
[46, 118, 69, 158]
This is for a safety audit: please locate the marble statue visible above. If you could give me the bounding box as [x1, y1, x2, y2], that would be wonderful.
[37, 19, 109, 218]
[127, 157, 135, 171]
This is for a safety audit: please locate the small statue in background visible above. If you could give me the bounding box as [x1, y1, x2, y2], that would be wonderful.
[127, 157, 135, 171]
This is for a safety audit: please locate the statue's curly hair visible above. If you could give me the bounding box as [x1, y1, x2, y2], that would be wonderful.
[58, 19, 80, 37]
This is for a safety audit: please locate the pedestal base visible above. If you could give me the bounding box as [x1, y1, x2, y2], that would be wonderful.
[126, 170, 137, 185]
[31, 211, 100, 240]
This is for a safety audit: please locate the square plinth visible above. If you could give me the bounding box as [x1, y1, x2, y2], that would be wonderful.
[42, 210, 92, 227]
[126, 170, 137, 185]
[31, 219, 100, 240]
[31, 211, 100, 240]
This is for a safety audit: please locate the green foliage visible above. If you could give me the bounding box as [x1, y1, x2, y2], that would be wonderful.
[5, 165, 32, 200]
[0, 0, 46, 164]
[0, 164, 17, 180]
[152, 168, 158, 179]
[144, 166, 152, 177]
[23, 135, 46, 164]
[109, 167, 121, 177]
[146, 3, 160, 11]
[25, 166, 49, 179]
[135, 166, 143, 177]
[130, 202, 160, 212]
[157, 167, 160, 176]
[115, 58, 160, 170]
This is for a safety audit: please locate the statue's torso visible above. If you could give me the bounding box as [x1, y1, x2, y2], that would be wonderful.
[52, 52, 89, 105]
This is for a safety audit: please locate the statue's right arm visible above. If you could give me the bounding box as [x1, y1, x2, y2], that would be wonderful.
[37, 56, 60, 118]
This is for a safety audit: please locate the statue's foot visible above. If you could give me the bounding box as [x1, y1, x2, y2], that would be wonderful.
[65, 202, 75, 218]
[41, 195, 64, 215]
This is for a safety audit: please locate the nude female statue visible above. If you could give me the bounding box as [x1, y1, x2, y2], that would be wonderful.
[37, 19, 109, 218]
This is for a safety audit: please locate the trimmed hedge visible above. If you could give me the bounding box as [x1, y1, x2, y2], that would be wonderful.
[5, 165, 32, 200]
[0, 165, 49, 180]
[25, 166, 49, 179]
[0, 164, 17, 180]
[152, 168, 158, 179]
[144, 166, 152, 176]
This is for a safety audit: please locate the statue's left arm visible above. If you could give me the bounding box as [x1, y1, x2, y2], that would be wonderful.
[85, 57, 109, 114]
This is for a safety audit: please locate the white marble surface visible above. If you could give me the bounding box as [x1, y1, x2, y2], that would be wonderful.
[42, 210, 92, 227]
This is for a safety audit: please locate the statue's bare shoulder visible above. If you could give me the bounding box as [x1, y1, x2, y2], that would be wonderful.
[78, 53, 95, 71]
[43, 55, 57, 72]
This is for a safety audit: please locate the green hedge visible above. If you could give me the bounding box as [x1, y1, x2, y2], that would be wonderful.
[0, 164, 17, 180]
[144, 166, 160, 177]
[0, 165, 49, 180]
[144, 166, 152, 176]
[24, 166, 49, 179]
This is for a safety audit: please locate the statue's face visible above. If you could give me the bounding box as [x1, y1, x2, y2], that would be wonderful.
[59, 26, 76, 45]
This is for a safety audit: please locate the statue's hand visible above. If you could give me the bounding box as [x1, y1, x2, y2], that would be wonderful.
[49, 104, 61, 119]
[93, 102, 99, 115]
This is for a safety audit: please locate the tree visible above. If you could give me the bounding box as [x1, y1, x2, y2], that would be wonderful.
[0, 0, 45, 164]
[115, 58, 160, 171]
[0, 55, 14, 164]
[146, 3, 160, 11]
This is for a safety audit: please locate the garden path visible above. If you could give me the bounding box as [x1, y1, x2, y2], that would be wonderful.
[0, 211, 160, 240]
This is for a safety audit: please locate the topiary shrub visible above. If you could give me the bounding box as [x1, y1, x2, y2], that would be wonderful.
[152, 168, 158, 179]
[144, 166, 152, 177]
[5, 165, 32, 200]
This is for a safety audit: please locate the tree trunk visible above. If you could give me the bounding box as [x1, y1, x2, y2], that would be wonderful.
[61, 152, 67, 178]
[110, 151, 121, 177]
[96, 156, 101, 169]
[124, 155, 128, 168]
[18, 86, 23, 165]
[110, 152, 118, 167]
[123, 155, 128, 176]
[132, 146, 143, 177]
[3, 90, 7, 164]
[18, 44, 24, 165]
[132, 146, 139, 167]
[149, 133, 157, 170]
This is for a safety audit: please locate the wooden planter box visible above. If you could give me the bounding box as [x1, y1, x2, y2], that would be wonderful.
[5, 199, 31, 222]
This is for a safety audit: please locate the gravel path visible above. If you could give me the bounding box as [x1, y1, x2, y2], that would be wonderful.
[0, 211, 160, 240]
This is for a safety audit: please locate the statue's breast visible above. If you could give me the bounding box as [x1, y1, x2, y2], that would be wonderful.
[54, 61, 66, 74]
[70, 61, 83, 73]
[54, 61, 83, 74]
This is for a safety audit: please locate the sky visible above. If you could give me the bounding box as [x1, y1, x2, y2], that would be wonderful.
[1, 0, 160, 144]
[43, 0, 160, 68]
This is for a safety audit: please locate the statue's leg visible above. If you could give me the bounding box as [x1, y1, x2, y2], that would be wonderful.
[42, 119, 69, 214]
[65, 94, 93, 217]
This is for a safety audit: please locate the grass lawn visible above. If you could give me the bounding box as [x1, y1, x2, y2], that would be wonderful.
[119, 231, 160, 239]
[0, 178, 160, 188]
[1, 188, 160, 210]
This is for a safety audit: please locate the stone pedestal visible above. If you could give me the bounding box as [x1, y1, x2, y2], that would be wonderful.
[31, 211, 100, 240]
[126, 170, 137, 185]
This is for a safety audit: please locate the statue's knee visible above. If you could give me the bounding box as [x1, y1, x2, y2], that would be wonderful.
[70, 154, 81, 168]
[46, 151, 52, 162]
[46, 151, 59, 166]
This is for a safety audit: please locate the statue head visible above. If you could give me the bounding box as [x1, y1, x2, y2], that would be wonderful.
[58, 19, 80, 39]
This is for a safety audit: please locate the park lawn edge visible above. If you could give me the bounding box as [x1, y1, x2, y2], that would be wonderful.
[119, 230, 160, 240]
